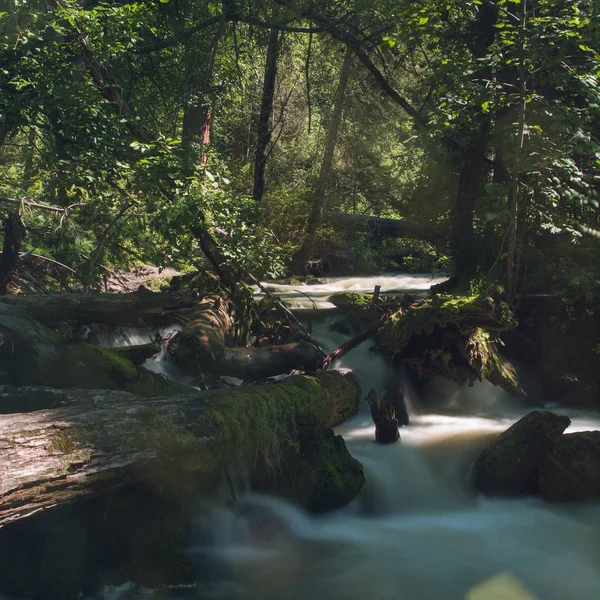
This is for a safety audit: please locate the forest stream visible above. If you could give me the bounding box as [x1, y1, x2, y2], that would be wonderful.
[85, 274, 600, 600]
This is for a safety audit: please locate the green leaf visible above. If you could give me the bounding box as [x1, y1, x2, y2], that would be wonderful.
[481, 101, 490, 113]
[419, 17, 429, 25]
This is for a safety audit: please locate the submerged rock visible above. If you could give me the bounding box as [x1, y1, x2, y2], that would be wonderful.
[538, 431, 600, 502]
[472, 411, 570, 496]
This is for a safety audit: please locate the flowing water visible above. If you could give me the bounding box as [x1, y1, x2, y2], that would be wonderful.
[95, 274, 600, 600]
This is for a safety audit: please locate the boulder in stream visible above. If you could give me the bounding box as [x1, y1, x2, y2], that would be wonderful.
[472, 411, 570, 496]
[538, 431, 600, 502]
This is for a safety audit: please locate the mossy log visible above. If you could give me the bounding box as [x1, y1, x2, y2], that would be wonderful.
[170, 297, 325, 378]
[379, 295, 525, 399]
[0, 289, 202, 328]
[0, 371, 360, 527]
[0, 303, 186, 395]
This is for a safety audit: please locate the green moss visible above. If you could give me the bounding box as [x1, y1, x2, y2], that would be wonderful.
[144, 276, 173, 292]
[316, 370, 361, 426]
[380, 294, 516, 354]
[46, 343, 189, 396]
[197, 376, 331, 472]
[329, 292, 374, 312]
[296, 424, 365, 512]
[48, 430, 77, 455]
[465, 327, 525, 397]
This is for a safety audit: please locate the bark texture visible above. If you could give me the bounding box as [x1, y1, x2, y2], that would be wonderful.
[253, 27, 279, 201]
[0, 372, 360, 527]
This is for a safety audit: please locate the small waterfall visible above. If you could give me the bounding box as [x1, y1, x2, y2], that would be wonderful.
[87, 273, 600, 600]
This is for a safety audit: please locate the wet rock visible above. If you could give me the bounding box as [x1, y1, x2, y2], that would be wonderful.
[472, 411, 570, 496]
[294, 424, 365, 512]
[539, 431, 600, 502]
[316, 369, 361, 427]
[253, 423, 365, 513]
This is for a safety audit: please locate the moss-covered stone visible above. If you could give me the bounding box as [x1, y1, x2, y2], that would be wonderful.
[329, 292, 374, 312]
[473, 411, 571, 496]
[296, 424, 365, 512]
[316, 370, 361, 426]
[197, 375, 332, 472]
[253, 423, 365, 513]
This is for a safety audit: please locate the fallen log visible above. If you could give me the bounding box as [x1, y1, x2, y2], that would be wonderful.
[0, 303, 186, 395]
[170, 297, 325, 378]
[379, 295, 526, 399]
[0, 385, 136, 414]
[218, 342, 324, 379]
[0, 289, 202, 328]
[0, 371, 360, 527]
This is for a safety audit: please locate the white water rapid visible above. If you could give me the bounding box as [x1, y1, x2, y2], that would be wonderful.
[95, 274, 600, 600]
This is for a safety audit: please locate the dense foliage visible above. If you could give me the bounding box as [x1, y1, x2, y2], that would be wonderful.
[0, 0, 598, 296]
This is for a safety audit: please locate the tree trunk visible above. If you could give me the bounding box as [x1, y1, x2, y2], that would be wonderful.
[0, 372, 359, 527]
[292, 45, 353, 271]
[0, 289, 202, 328]
[253, 28, 280, 201]
[182, 105, 211, 164]
[0, 211, 26, 294]
[451, 121, 491, 277]
[191, 225, 239, 292]
[507, 0, 527, 305]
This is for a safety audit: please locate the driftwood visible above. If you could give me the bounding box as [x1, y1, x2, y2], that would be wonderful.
[0, 289, 202, 328]
[170, 297, 325, 378]
[0, 372, 359, 527]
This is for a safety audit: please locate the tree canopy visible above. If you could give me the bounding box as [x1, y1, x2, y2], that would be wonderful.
[0, 0, 598, 297]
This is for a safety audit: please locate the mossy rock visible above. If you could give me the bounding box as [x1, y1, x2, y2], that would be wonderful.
[329, 292, 374, 312]
[316, 370, 361, 426]
[298, 424, 365, 512]
[252, 423, 365, 513]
